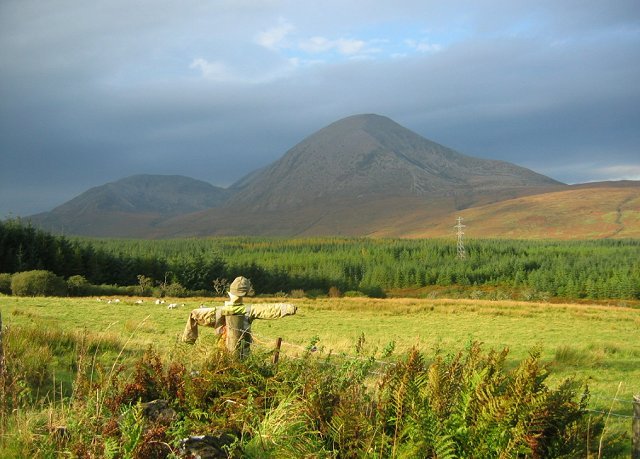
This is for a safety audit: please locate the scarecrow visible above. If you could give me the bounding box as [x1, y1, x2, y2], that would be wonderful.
[181, 276, 297, 355]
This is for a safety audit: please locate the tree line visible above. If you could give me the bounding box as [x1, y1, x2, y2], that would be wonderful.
[1, 219, 639, 300]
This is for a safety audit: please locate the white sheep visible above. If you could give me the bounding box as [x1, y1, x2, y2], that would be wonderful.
[167, 303, 178, 309]
[135, 299, 144, 304]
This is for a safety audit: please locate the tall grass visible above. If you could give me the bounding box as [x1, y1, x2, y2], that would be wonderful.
[0, 317, 617, 458]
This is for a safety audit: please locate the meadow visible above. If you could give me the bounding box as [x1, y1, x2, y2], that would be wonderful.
[1, 294, 638, 456]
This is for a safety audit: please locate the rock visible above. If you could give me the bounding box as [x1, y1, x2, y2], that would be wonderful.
[179, 433, 238, 459]
[140, 399, 178, 424]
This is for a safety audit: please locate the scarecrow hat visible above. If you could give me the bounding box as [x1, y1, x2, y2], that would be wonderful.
[229, 276, 254, 297]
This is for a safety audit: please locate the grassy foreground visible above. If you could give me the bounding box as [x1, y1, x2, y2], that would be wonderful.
[1, 295, 639, 456]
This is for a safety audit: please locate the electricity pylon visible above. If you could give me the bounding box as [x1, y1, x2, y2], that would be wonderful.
[454, 217, 467, 260]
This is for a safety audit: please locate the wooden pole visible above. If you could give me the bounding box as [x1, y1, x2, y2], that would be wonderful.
[0, 311, 5, 379]
[273, 337, 282, 364]
[633, 395, 640, 459]
[225, 315, 250, 359]
[0, 312, 6, 425]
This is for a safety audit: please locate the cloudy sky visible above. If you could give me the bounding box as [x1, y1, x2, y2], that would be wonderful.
[1, 0, 639, 217]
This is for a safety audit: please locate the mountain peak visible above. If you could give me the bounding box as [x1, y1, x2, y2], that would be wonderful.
[323, 113, 396, 128]
[226, 114, 561, 211]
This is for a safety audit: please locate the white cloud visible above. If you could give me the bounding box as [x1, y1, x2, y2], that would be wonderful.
[405, 38, 442, 53]
[255, 19, 294, 51]
[540, 162, 640, 184]
[298, 36, 374, 56]
[299, 36, 333, 53]
[189, 58, 233, 81]
[335, 38, 369, 55]
[594, 165, 640, 181]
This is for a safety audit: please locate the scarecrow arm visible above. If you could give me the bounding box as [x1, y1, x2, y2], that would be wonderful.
[246, 303, 297, 320]
[182, 307, 225, 344]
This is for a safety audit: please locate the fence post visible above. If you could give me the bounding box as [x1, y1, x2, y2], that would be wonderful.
[633, 395, 640, 459]
[273, 337, 282, 364]
[0, 311, 5, 379]
[225, 315, 250, 360]
[0, 312, 6, 425]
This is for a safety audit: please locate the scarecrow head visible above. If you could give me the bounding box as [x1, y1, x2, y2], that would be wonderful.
[228, 276, 255, 300]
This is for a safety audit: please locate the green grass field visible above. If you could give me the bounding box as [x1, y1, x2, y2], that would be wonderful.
[1, 294, 639, 455]
[2, 295, 638, 403]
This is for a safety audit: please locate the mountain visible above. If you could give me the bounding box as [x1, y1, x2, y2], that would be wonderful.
[226, 114, 561, 211]
[161, 114, 564, 237]
[34, 114, 637, 239]
[28, 175, 229, 237]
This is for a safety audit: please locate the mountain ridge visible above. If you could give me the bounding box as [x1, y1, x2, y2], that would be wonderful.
[28, 174, 230, 237]
[23, 114, 638, 239]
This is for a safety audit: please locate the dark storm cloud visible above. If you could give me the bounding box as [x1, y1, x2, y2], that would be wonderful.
[1, 0, 639, 216]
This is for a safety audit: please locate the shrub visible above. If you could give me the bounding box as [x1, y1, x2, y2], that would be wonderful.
[164, 282, 187, 298]
[328, 286, 342, 298]
[11, 270, 67, 297]
[305, 289, 326, 299]
[0, 273, 12, 294]
[87, 284, 131, 297]
[360, 284, 386, 298]
[67, 275, 91, 296]
[289, 289, 305, 298]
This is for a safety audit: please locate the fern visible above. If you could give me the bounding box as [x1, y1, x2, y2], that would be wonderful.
[119, 402, 144, 459]
[103, 437, 119, 459]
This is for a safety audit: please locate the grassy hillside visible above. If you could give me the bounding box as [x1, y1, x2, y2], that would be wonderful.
[404, 184, 640, 239]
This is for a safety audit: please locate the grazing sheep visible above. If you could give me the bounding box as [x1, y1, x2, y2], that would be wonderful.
[167, 303, 178, 309]
[135, 299, 144, 304]
[155, 299, 166, 305]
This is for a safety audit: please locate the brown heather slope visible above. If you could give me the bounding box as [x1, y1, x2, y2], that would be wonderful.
[401, 182, 640, 239]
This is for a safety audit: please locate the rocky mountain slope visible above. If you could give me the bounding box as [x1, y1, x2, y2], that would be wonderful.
[227, 114, 562, 211]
